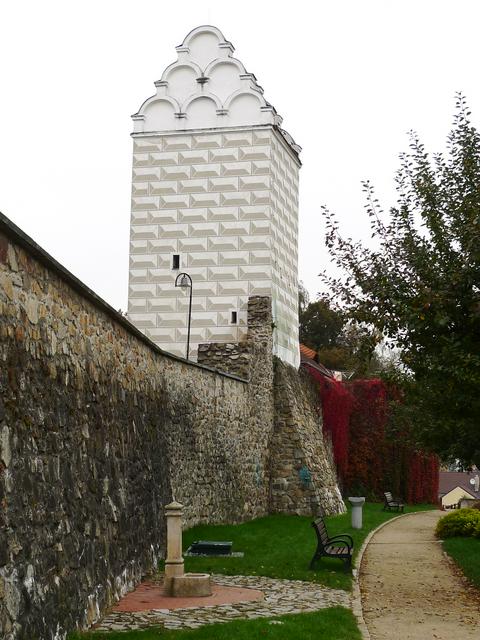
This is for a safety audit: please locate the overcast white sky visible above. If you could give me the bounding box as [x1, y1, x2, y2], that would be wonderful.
[1, 0, 479, 309]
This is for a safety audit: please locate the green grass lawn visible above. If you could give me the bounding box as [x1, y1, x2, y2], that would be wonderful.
[175, 503, 434, 590]
[68, 607, 361, 640]
[443, 537, 480, 590]
[69, 503, 434, 639]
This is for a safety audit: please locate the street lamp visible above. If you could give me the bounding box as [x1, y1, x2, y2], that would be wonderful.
[174, 272, 193, 360]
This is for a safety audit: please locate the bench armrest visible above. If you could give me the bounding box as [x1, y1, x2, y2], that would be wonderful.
[327, 534, 354, 548]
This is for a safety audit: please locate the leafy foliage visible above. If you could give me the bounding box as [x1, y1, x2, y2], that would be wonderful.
[298, 280, 311, 316]
[303, 366, 439, 502]
[299, 297, 345, 352]
[299, 296, 384, 375]
[321, 95, 480, 467]
[435, 508, 480, 539]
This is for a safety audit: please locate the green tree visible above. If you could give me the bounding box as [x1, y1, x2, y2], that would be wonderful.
[299, 296, 344, 352]
[299, 294, 383, 375]
[321, 95, 480, 467]
[298, 281, 310, 316]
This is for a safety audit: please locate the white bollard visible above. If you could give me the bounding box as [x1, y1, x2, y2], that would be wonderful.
[348, 496, 365, 529]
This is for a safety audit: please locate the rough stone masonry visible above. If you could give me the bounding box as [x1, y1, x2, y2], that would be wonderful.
[0, 212, 344, 640]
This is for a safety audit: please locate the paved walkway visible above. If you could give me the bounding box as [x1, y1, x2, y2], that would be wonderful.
[360, 510, 480, 640]
[95, 574, 350, 632]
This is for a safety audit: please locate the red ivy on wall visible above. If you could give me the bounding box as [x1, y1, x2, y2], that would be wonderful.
[312, 373, 353, 479]
[343, 379, 389, 499]
[303, 365, 439, 503]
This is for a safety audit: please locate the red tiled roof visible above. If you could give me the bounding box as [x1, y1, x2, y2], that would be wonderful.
[299, 344, 335, 379]
[299, 344, 340, 380]
[300, 343, 317, 360]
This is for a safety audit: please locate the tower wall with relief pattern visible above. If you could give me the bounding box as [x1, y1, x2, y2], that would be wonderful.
[128, 26, 301, 367]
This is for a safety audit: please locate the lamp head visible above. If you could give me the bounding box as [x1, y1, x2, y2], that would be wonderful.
[179, 274, 190, 288]
[175, 272, 192, 288]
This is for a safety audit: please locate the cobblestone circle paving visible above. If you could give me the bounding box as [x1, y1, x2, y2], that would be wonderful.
[95, 574, 351, 631]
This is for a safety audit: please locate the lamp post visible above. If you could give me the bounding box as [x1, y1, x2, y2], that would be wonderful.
[175, 272, 193, 360]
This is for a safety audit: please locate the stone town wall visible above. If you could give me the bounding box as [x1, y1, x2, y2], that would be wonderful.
[270, 359, 346, 516]
[198, 319, 345, 518]
[197, 341, 250, 379]
[0, 213, 343, 640]
[0, 215, 274, 640]
[167, 296, 275, 525]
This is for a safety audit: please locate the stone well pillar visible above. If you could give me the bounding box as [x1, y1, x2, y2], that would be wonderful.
[163, 500, 212, 597]
[164, 500, 185, 594]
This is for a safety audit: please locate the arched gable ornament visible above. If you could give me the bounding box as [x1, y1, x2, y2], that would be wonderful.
[131, 24, 300, 154]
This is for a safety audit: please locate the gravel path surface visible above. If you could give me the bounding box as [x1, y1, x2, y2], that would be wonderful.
[360, 510, 480, 640]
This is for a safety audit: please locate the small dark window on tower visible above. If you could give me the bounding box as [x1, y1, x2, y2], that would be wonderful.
[231, 311, 238, 324]
[172, 254, 180, 270]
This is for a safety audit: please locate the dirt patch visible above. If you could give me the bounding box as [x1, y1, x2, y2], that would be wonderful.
[360, 510, 480, 639]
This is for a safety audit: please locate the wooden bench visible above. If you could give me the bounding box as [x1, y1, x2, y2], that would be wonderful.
[383, 491, 405, 513]
[309, 516, 353, 571]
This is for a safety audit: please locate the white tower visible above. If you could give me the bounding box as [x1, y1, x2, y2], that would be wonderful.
[128, 25, 301, 367]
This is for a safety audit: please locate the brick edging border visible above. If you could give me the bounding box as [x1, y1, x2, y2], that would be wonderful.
[351, 511, 428, 640]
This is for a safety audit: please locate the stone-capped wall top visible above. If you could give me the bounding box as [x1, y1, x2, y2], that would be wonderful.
[132, 25, 301, 157]
[247, 296, 273, 327]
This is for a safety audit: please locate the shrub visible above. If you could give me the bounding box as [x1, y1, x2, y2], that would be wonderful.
[436, 509, 480, 539]
[470, 500, 480, 511]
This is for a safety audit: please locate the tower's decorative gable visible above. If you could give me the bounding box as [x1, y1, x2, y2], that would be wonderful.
[128, 25, 301, 367]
